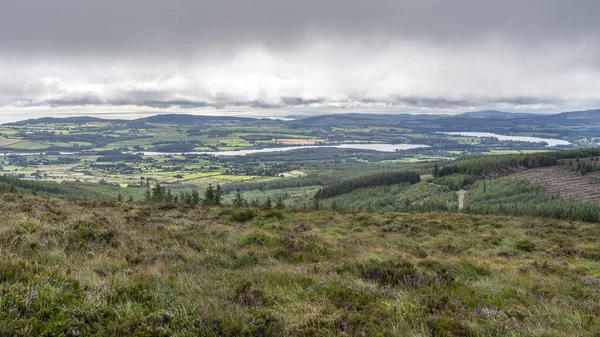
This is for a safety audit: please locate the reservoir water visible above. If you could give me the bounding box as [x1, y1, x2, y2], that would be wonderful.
[0, 144, 430, 156]
[137, 143, 430, 156]
[440, 132, 570, 147]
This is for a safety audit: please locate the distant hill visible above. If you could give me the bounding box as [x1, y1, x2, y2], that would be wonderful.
[293, 114, 396, 127]
[299, 111, 540, 123]
[526, 109, 600, 126]
[7, 116, 111, 126]
[556, 109, 600, 119]
[138, 114, 262, 124]
[320, 113, 442, 121]
[8, 109, 600, 129]
[458, 110, 537, 118]
[7, 116, 152, 129]
[8, 114, 277, 126]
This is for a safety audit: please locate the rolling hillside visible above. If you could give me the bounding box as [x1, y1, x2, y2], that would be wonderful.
[0, 193, 599, 336]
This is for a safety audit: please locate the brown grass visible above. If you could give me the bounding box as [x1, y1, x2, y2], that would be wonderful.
[510, 165, 600, 204]
[274, 138, 324, 145]
[0, 139, 22, 147]
[0, 194, 599, 336]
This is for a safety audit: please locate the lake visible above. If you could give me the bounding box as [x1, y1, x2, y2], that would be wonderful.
[440, 132, 570, 147]
[136, 143, 430, 156]
[0, 144, 429, 156]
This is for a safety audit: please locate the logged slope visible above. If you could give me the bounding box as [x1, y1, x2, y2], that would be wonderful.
[0, 194, 599, 336]
[511, 166, 600, 204]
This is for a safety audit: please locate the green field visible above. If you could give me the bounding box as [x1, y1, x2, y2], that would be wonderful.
[5, 141, 50, 150]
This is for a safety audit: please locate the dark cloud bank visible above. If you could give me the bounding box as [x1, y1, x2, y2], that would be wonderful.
[1, 0, 600, 114]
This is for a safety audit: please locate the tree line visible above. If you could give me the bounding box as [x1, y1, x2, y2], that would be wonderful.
[566, 157, 600, 175]
[143, 182, 223, 205]
[436, 153, 557, 178]
[0, 174, 117, 200]
[314, 171, 421, 199]
[435, 148, 600, 179]
[466, 178, 600, 223]
[140, 182, 286, 209]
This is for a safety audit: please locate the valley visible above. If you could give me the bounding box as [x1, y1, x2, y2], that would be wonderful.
[0, 110, 597, 203]
[1, 111, 600, 336]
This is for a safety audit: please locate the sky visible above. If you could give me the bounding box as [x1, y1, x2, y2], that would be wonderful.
[1, 0, 600, 119]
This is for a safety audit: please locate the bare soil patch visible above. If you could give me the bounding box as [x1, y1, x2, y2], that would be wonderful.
[510, 166, 600, 204]
[274, 138, 323, 145]
[0, 139, 22, 147]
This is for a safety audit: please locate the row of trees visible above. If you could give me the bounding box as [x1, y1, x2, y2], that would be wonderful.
[436, 153, 557, 178]
[573, 161, 600, 175]
[144, 182, 222, 205]
[318, 183, 457, 213]
[555, 148, 600, 159]
[0, 174, 110, 200]
[141, 182, 287, 209]
[221, 173, 337, 194]
[436, 148, 600, 179]
[466, 178, 600, 223]
[566, 157, 600, 175]
[314, 171, 421, 199]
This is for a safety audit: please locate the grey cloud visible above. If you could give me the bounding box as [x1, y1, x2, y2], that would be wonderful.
[1, 0, 600, 56]
[281, 97, 325, 106]
[140, 100, 215, 109]
[16, 94, 564, 112]
[44, 97, 106, 107]
[1, 0, 600, 113]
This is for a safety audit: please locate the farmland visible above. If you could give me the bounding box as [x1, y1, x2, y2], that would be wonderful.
[0, 113, 578, 186]
[0, 111, 600, 212]
[1, 113, 600, 336]
[0, 139, 22, 148]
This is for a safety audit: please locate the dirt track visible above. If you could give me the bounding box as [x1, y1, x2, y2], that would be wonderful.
[510, 166, 600, 204]
[457, 190, 466, 210]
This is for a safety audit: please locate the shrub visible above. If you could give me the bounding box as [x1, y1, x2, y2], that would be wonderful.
[428, 317, 477, 337]
[515, 239, 536, 252]
[232, 281, 271, 307]
[262, 210, 284, 220]
[343, 259, 454, 288]
[242, 232, 274, 246]
[229, 209, 256, 223]
[274, 236, 329, 263]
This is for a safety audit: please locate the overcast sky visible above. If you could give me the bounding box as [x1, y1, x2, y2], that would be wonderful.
[1, 0, 600, 118]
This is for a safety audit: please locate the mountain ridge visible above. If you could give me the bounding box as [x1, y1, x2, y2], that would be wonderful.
[7, 108, 600, 126]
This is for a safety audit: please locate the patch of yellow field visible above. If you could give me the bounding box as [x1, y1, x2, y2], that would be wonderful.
[274, 138, 324, 145]
[280, 170, 306, 178]
[0, 139, 22, 148]
[214, 175, 261, 181]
